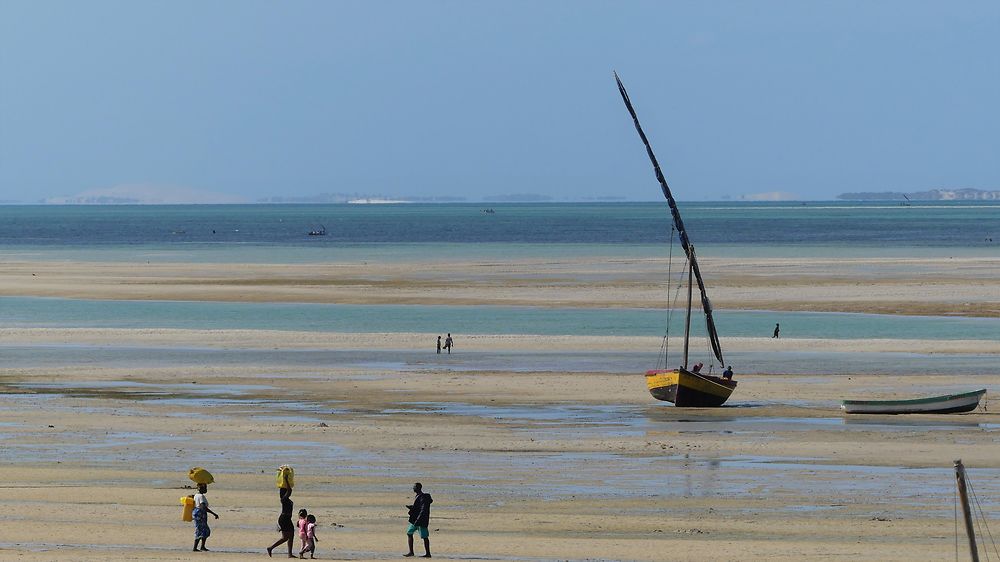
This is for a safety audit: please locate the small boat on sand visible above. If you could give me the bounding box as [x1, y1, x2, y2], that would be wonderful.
[841, 388, 986, 414]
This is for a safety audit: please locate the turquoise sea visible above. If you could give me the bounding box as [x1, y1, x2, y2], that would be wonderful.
[1, 296, 997, 341]
[1, 202, 997, 375]
[0, 201, 997, 263]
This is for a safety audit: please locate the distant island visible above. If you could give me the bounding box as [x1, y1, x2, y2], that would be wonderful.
[33, 185, 639, 205]
[838, 188, 999, 201]
[258, 193, 467, 204]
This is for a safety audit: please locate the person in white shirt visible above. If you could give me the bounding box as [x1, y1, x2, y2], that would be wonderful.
[192, 483, 219, 552]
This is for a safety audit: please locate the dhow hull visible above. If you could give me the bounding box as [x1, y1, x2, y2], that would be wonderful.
[645, 369, 737, 407]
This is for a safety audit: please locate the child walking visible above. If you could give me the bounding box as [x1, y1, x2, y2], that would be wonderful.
[296, 509, 308, 546]
[299, 514, 318, 559]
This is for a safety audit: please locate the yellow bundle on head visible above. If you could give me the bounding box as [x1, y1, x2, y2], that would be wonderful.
[276, 465, 294, 489]
[188, 467, 214, 485]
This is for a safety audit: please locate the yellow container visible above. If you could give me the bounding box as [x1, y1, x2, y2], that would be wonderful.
[188, 467, 214, 485]
[276, 465, 294, 489]
[180, 496, 195, 522]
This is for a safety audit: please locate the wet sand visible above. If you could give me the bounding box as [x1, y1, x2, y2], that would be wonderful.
[2, 254, 999, 316]
[2, 333, 1000, 560]
[2, 327, 999, 355]
[1, 254, 999, 560]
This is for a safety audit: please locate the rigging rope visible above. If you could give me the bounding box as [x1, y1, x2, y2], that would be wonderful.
[703, 329, 716, 373]
[659, 226, 689, 370]
[658, 224, 676, 370]
[666, 256, 688, 367]
[968, 473, 1000, 560]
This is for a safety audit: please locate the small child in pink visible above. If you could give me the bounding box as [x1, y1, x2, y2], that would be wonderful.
[299, 514, 318, 558]
[296, 509, 308, 550]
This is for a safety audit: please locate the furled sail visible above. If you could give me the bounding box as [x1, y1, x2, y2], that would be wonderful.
[615, 72, 724, 365]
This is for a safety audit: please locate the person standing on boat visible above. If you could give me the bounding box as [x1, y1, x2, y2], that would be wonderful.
[722, 366, 734, 380]
[436, 336, 442, 354]
[772, 323, 780, 338]
[443, 334, 453, 355]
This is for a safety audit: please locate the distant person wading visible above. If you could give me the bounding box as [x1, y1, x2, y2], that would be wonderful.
[443, 334, 453, 354]
[772, 323, 780, 339]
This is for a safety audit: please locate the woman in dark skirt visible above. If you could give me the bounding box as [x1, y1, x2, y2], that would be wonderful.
[267, 487, 296, 557]
[192, 483, 219, 552]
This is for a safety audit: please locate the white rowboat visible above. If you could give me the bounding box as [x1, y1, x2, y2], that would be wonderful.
[841, 389, 986, 414]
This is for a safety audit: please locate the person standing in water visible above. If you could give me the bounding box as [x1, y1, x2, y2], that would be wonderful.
[267, 487, 295, 558]
[443, 334, 453, 355]
[192, 483, 219, 552]
[405, 482, 433, 558]
[436, 335, 442, 354]
[772, 323, 780, 338]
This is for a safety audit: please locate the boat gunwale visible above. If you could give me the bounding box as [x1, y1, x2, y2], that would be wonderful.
[841, 388, 986, 407]
[645, 368, 737, 391]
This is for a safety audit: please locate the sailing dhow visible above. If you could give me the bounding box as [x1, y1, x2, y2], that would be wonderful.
[615, 73, 737, 407]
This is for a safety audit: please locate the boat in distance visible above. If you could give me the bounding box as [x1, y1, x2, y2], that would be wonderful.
[841, 388, 986, 414]
[646, 368, 737, 407]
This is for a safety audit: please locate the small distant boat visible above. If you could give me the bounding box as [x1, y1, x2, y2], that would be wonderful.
[615, 73, 737, 408]
[841, 389, 986, 414]
[308, 225, 327, 236]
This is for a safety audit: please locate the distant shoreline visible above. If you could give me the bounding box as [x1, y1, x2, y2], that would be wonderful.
[838, 188, 999, 201]
[0, 198, 998, 205]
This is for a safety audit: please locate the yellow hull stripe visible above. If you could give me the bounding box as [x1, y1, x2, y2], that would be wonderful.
[646, 370, 731, 398]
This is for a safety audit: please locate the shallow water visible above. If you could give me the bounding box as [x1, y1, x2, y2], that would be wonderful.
[7, 411, 992, 515]
[385, 401, 1000, 436]
[2, 344, 999, 377]
[4, 296, 999, 340]
[18, 380, 272, 395]
[4, 378, 999, 518]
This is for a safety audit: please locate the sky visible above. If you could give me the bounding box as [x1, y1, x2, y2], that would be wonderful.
[1, 1, 998, 203]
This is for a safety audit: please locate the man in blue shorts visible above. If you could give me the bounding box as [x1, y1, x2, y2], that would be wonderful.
[404, 482, 433, 558]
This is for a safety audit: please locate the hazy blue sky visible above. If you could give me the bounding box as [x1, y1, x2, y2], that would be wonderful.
[1, 1, 997, 203]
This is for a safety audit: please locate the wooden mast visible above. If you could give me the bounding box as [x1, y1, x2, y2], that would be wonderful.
[955, 459, 980, 562]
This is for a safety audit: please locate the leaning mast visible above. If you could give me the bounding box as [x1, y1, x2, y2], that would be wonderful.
[614, 72, 724, 365]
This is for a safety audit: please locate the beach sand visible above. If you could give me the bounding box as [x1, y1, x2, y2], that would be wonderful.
[2, 255, 998, 316]
[1, 255, 999, 560]
[2, 330, 999, 560]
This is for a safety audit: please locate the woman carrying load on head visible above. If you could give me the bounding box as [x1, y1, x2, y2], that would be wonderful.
[267, 485, 296, 557]
[192, 483, 219, 552]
